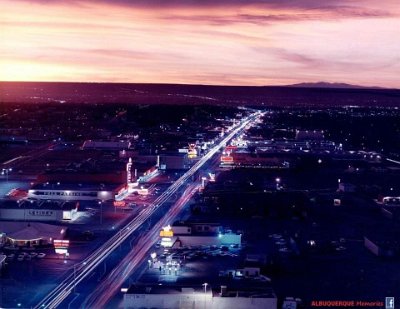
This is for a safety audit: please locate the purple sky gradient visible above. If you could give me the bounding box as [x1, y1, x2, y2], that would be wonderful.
[1, 0, 399, 87]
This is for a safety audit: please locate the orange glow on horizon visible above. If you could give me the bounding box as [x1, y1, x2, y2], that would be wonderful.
[1, 0, 399, 87]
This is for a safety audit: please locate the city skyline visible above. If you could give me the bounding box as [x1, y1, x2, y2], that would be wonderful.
[1, 0, 400, 88]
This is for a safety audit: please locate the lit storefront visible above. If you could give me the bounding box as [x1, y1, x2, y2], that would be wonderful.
[0, 222, 66, 248]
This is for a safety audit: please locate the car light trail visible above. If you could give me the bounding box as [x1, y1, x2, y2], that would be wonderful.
[33, 111, 262, 309]
[83, 183, 200, 308]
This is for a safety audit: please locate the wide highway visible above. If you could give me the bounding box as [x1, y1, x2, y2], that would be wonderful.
[33, 110, 262, 309]
[83, 183, 200, 308]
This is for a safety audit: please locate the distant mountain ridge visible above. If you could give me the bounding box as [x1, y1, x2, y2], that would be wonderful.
[287, 82, 384, 89]
[1, 81, 399, 107]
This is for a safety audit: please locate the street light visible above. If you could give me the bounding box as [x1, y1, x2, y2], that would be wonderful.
[98, 201, 103, 225]
[1, 168, 12, 182]
[275, 177, 281, 190]
[201, 177, 207, 188]
[149, 252, 157, 268]
[28, 113, 258, 309]
[202, 283, 208, 309]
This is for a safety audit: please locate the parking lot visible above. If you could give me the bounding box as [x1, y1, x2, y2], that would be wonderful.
[139, 243, 244, 286]
[2, 251, 47, 263]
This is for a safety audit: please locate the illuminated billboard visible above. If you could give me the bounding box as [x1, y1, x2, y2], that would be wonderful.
[160, 224, 174, 237]
[54, 239, 70, 255]
[221, 156, 233, 163]
[114, 201, 126, 207]
[54, 239, 70, 248]
[160, 230, 174, 237]
[126, 157, 133, 184]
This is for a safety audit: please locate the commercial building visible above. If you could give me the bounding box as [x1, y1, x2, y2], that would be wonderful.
[0, 221, 66, 248]
[125, 157, 159, 184]
[82, 140, 131, 150]
[0, 200, 80, 222]
[382, 196, 400, 205]
[38, 155, 158, 194]
[123, 284, 277, 309]
[159, 222, 242, 248]
[295, 130, 325, 141]
[220, 151, 291, 169]
[120, 151, 188, 170]
[38, 170, 127, 185]
[37, 159, 128, 184]
[127, 218, 276, 309]
[27, 183, 121, 201]
[130, 162, 158, 183]
[247, 139, 337, 153]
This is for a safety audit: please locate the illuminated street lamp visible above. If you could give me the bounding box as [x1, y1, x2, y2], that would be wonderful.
[1, 168, 12, 182]
[98, 201, 103, 225]
[202, 283, 208, 309]
[149, 252, 157, 268]
[275, 177, 281, 190]
[201, 177, 207, 188]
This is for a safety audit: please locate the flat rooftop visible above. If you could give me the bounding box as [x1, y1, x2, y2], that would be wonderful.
[0, 199, 78, 210]
[0, 221, 64, 238]
[127, 285, 207, 295]
[173, 221, 221, 227]
[126, 284, 275, 298]
[30, 182, 121, 191]
[137, 245, 274, 297]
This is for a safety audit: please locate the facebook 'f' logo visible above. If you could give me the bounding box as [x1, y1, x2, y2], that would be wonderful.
[386, 297, 395, 309]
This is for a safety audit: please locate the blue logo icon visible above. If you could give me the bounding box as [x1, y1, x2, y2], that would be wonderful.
[386, 297, 394, 309]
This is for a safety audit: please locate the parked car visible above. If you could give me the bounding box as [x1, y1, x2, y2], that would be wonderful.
[17, 255, 24, 261]
[37, 253, 46, 259]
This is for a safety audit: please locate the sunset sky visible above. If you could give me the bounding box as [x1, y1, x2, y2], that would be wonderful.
[1, 0, 399, 87]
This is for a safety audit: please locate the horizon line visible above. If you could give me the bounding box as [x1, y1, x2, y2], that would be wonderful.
[0, 80, 397, 90]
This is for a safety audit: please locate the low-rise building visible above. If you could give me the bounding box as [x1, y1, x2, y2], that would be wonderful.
[0, 221, 66, 248]
[0, 200, 80, 221]
[160, 222, 242, 248]
[27, 183, 121, 201]
[382, 196, 400, 205]
[82, 140, 131, 150]
[123, 284, 277, 309]
[295, 130, 325, 141]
